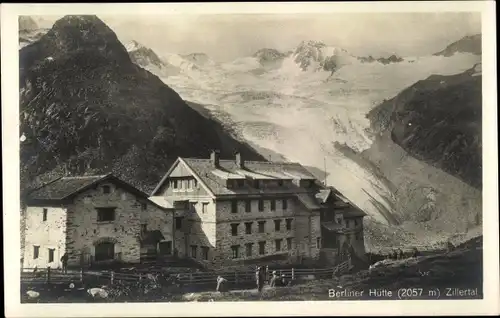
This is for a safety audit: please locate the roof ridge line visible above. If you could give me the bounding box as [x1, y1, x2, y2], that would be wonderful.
[61, 174, 110, 179]
[27, 176, 64, 194]
[59, 174, 111, 200]
[182, 157, 301, 165]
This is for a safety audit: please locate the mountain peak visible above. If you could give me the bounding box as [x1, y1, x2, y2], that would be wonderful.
[20, 15, 131, 75]
[46, 15, 128, 59]
[19, 16, 39, 32]
[297, 40, 327, 49]
[253, 48, 285, 64]
[433, 33, 481, 57]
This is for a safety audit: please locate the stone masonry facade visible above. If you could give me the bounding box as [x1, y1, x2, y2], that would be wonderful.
[23, 177, 174, 269]
[205, 197, 321, 268]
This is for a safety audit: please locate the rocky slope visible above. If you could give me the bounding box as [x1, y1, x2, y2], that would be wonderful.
[433, 34, 481, 57]
[18, 16, 49, 49]
[19, 15, 265, 195]
[366, 64, 482, 189]
[352, 63, 483, 250]
[126, 40, 181, 77]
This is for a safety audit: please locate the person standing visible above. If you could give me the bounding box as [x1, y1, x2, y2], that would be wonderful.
[269, 271, 278, 287]
[216, 276, 227, 292]
[256, 267, 264, 292]
[61, 253, 68, 274]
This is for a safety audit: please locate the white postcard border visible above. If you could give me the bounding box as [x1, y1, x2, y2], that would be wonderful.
[2, 2, 498, 317]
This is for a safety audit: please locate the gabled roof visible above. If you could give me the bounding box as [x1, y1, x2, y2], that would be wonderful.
[151, 157, 319, 198]
[296, 193, 322, 210]
[28, 174, 112, 201]
[315, 189, 332, 204]
[27, 174, 169, 210]
[343, 207, 367, 218]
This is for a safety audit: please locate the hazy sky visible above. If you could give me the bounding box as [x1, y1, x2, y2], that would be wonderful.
[34, 12, 481, 61]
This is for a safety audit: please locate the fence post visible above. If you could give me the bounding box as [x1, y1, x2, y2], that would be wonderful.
[235, 272, 238, 285]
[80, 267, 84, 283]
[111, 271, 115, 285]
[46, 266, 51, 284]
[291, 268, 295, 281]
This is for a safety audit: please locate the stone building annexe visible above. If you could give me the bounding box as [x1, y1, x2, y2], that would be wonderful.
[22, 151, 366, 270]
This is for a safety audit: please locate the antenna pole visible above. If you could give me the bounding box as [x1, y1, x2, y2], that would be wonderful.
[323, 157, 327, 186]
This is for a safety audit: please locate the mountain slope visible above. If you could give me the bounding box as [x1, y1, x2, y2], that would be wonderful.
[19, 15, 265, 194]
[126, 40, 181, 77]
[366, 64, 482, 189]
[433, 34, 482, 57]
[19, 16, 39, 31]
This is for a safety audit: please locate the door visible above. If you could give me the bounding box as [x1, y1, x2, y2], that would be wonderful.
[95, 242, 115, 261]
[159, 241, 173, 255]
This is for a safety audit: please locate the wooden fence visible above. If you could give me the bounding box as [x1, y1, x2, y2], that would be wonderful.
[21, 259, 352, 287]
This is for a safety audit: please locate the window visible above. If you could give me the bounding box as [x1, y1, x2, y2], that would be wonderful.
[231, 223, 239, 236]
[42, 208, 47, 221]
[141, 224, 147, 233]
[355, 218, 360, 227]
[286, 218, 293, 230]
[258, 199, 264, 211]
[316, 237, 321, 249]
[193, 178, 198, 188]
[274, 219, 281, 231]
[159, 241, 172, 255]
[96, 207, 116, 222]
[258, 221, 266, 233]
[245, 222, 252, 234]
[287, 238, 293, 250]
[202, 203, 208, 213]
[33, 246, 39, 259]
[278, 180, 284, 186]
[231, 200, 238, 214]
[335, 215, 343, 224]
[275, 239, 282, 252]
[282, 199, 288, 210]
[201, 246, 209, 260]
[253, 180, 260, 189]
[231, 245, 240, 259]
[175, 217, 183, 230]
[189, 202, 196, 213]
[270, 199, 276, 211]
[48, 248, 55, 263]
[245, 243, 253, 257]
[95, 242, 115, 262]
[258, 241, 266, 255]
[245, 200, 251, 212]
[102, 185, 111, 194]
[236, 179, 244, 188]
[191, 245, 197, 258]
[173, 179, 179, 189]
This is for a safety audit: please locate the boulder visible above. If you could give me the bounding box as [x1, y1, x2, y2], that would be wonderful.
[26, 290, 40, 299]
[87, 287, 109, 299]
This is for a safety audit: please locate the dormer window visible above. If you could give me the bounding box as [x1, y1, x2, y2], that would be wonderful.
[102, 185, 111, 194]
[236, 179, 245, 188]
[278, 180, 284, 186]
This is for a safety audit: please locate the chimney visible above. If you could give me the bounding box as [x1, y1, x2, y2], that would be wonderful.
[235, 152, 244, 168]
[210, 150, 220, 167]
